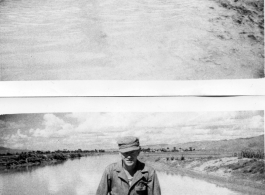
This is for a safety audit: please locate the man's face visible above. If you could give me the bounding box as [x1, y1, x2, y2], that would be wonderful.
[120, 149, 140, 167]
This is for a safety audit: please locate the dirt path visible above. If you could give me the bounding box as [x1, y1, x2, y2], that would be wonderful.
[0, 0, 264, 80]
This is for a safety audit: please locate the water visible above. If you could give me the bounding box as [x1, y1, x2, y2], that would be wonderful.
[0, 154, 241, 195]
[1, 0, 260, 80]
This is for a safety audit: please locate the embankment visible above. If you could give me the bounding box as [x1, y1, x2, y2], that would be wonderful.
[139, 153, 265, 195]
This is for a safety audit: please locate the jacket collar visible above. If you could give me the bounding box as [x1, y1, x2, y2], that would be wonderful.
[114, 160, 148, 187]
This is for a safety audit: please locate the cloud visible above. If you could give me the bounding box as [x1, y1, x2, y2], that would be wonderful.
[2, 129, 30, 149]
[64, 111, 264, 148]
[0, 119, 26, 133]
[30, 114, 74, 138]
[0, 111, 263, 150]
[4, 129, 28, 141]
[0, 120, 5, 128]
[67, 113, 141, 132]
[247, 115, 263, 129]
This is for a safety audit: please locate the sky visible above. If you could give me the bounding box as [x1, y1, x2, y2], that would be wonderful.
[0, 111, 264, 151]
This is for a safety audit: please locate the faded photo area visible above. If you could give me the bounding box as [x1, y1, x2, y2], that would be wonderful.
[0, 111, 264, 195]
[0, 0, 264, 81]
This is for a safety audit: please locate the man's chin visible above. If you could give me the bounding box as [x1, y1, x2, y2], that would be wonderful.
[124, 161, 135, 166]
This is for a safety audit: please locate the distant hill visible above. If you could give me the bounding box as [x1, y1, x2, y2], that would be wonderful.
[141, 144, 169, 149]
[142, 134, 264, 152]
[0, 146, 13, 154]
[0, 146, 10, 151]
[0, 146, 30, 154]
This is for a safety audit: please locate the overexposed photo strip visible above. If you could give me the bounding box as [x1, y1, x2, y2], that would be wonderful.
[0, 0, 264, 96]
[0, 0, 263, 81]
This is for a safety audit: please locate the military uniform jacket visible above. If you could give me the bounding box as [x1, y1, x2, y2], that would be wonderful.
[96, 160, 161, 195]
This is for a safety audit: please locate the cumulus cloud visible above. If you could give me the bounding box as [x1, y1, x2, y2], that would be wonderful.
[4, 129, 28, 141]
[2, 129, 30, 149]
[30, 114, 74, 138]
[67, 113, 141, 132]
[0, 111, 263, 150]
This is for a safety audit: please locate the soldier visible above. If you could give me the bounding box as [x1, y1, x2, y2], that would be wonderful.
[96, 136, 161, 195]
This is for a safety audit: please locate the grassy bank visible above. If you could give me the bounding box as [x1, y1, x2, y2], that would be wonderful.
[139, 151, 265, 194]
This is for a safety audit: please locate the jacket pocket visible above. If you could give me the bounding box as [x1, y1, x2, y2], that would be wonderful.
[135, 185, 146, 191]
[135, 181, 147, 194]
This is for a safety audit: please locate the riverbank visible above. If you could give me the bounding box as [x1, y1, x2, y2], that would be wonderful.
[139, 152, 265, 195]
[0, 152, 106, 172]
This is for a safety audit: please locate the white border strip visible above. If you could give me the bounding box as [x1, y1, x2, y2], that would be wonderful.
[0, 96, 264, 114]
[0, 79, 264, 97]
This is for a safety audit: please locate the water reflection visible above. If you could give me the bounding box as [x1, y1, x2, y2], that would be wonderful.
[1, 160, 67, 175]
[157, 171, 240, 195]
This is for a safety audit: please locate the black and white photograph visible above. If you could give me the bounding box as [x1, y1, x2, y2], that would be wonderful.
[0, 97, 264, 195]
[0, 0, 264, 194]
[0, 0, 264, 81]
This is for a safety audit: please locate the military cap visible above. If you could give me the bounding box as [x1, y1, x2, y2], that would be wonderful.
[117, 136, 140, 153]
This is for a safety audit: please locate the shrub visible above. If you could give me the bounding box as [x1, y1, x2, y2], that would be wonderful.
[70, 154, 76, 158]
[241, 149, 264, 159]
[52, 153, 67, 161]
